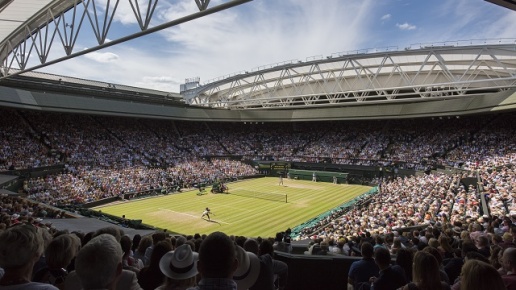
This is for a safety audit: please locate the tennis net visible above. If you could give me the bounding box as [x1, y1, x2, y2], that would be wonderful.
[230, 189, 287, 203]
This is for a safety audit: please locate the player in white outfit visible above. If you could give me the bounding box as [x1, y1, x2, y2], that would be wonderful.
[201, 207, 212, 220]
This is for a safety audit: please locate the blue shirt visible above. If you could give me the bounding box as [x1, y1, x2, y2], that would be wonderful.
[348, 258, 380, 289]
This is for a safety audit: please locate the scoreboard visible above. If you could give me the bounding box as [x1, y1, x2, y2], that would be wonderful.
[270, 162, 291, 172]
[254, 161, 291, 175]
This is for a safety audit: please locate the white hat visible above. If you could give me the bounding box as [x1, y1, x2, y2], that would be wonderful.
[159, 244, 198, 280]
[233, 246, 260, 290]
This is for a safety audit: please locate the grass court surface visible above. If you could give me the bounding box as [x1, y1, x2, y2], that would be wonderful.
[93, 177, 371, 237]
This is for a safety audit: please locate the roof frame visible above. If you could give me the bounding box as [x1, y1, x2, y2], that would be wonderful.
[0, 0, 252, 78]
[183, 44, 516, 109]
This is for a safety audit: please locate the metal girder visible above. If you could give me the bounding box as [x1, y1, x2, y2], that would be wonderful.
[0, 0, 252, 78]
[183, 43, 516, 109]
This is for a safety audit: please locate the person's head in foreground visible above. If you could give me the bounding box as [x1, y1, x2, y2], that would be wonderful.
[159, 244, 198, 289]
[460, 259, 505, 290]
[75, 233, 123, 290]
[197, 231, 238, 279]
[0, 224, 49, 287]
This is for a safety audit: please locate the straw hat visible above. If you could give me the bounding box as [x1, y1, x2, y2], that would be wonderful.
[159, 244, 198, 280]
[233, 246, 260, 290]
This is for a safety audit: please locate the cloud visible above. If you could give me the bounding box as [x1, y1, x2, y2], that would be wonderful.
[83, 51, 119, 63]
[141, 76, 176, 83]
[396, 22, 417, 30]
[40, 45, 187, 92]
[155, 0, 375, 80]
[94, 0, 146, 26]
[381, 14, 391, 21]
[399, 0, 516, 46]
[135, 76, 182, 91]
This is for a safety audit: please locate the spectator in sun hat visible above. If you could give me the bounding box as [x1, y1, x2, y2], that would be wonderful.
[233, 245, 261, 290]
[33, 217, 44, 225]
[157, 244, 198, 290]
[10, 213, 20, 225]
[243, 238, 276, 290]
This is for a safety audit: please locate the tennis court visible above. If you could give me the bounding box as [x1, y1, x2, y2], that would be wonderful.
[93, 177, 371, 237]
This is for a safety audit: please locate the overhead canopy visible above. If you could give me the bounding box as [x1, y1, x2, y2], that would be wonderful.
[181, 43, 516, 110]
[0, 0, 76, 61]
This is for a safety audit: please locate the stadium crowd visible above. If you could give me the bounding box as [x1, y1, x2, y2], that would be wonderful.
[3, 203, 516, 289]
[1, 109, 516, 289]
[1, 109, 514, 172]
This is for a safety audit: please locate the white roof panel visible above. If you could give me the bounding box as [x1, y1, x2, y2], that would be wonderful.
[0, 0, 55, 42]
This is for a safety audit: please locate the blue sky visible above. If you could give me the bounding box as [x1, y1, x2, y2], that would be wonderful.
[38, 0, 516, 93]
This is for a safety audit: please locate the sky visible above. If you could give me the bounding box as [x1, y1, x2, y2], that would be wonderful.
[32, 0, 516, 93]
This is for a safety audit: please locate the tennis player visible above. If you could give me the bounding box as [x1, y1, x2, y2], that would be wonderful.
[201, 207, 212, 220]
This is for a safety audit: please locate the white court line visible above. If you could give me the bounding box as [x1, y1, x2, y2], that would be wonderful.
[158, 208, 230, 224]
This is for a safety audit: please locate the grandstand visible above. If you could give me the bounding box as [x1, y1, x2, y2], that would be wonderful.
[1, 1, 516, 290]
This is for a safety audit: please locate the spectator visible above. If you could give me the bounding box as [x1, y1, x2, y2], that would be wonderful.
[188, 231, 238, 290]
[460, 259, 505, 290]
[157, 244, 198, 290]
[74, 234, 122, 290]
[422, 246, 450, 284]
[475, 235, 490, 258]
[144, 232, 167, 266]
[0, 225, 58, 290]
[258, 239, 288, 290]
[133, 236, 152, 264]
[502, 247, 516, 290]
[138, 240, 172, 290]
[369, 247, 406, 290]
[444, 241, 478, 285]
[243, 239, 275, 290]
[233, 245, 261, 290]
[121, 235, 142, 273]
[392, 248, 413, 284]
[272, 232, 290, 253]
[401, 251, 450, 290]
[132, 234, 142, 253]
[438, 235, 455, 259]
[348, 242, 379, 290]
[33, 233, 80, 289]
[65, 230, 142, 290]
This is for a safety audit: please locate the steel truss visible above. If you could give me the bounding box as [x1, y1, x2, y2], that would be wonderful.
[183, 44, 516, 109]
[0, 0, 252, 78]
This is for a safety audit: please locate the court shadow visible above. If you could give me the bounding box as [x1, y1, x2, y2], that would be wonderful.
[202, 218, 221, 225]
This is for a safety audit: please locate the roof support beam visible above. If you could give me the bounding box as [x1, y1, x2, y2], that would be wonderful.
[1, 0, 252, 79]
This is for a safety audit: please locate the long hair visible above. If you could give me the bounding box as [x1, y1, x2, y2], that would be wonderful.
[395, 248, 413, 282]
[412, 251, 444, 290]
[439, 235, 454, 253]
[460, 259, 506, 290]
[489, 245, 503, 269]
[137, 236, 152, 256]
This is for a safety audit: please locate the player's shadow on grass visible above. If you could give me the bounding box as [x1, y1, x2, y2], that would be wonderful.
[202, 217, 221, 225]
